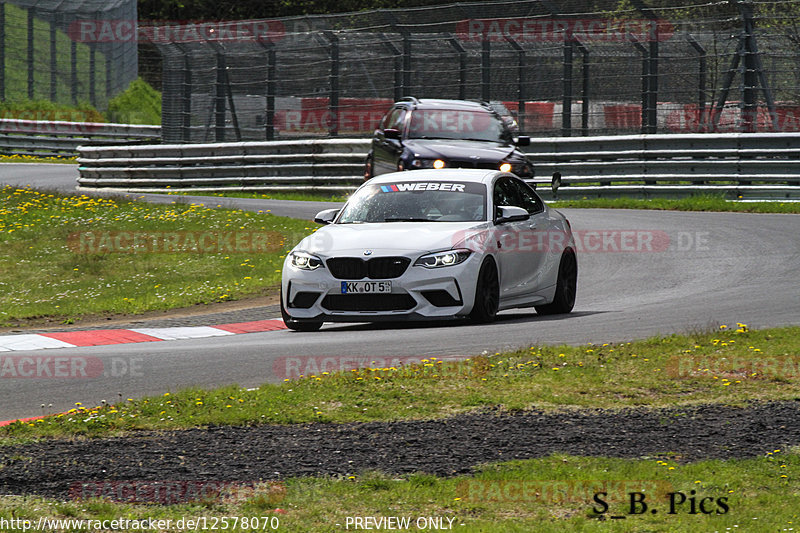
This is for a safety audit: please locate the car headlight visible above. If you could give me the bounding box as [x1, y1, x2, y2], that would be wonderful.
[410, 158, 446, 169]
[288, 251, 323, 271]
[414, 249, 471, 268]
[499, 160, 533, 177]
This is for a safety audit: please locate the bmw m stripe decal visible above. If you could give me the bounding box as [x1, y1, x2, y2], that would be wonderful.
[380, 182, 467, 192]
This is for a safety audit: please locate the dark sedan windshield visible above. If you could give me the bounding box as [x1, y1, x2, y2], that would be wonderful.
[407, 109, 509, 142]
[337, 181, 487, 223]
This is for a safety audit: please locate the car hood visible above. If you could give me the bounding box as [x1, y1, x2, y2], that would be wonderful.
[403, 139, 517, 162]
[296, 221, 490, 257]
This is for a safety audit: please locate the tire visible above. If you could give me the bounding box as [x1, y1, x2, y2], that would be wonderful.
[535, 248, 577, 315]
[363, 153, 374, 181]
[280, 289, 323, 332]
[470, 258, 500, 323]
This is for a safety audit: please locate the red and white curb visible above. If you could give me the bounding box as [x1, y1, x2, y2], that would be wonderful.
[0, 319, 287, 352]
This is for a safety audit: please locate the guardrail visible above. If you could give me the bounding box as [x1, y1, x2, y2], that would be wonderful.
[77, 139, 369, 192]
[77, 133, 800, 200]
[1, 119, 161, 158]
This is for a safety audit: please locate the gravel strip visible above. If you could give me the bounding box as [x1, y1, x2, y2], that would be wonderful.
[2, 401, 798, 500]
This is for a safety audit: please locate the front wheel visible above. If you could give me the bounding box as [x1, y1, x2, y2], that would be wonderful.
[280, 289, 323, 332]
[535, 248, 577, 315]
[363, 153, 374, 181]
[470, 258, 499, 323]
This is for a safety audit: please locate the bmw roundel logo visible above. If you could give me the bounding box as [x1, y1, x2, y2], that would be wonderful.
[363, 250, 373, 256]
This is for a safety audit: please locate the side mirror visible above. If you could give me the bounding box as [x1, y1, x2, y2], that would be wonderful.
[314, 208, 339, 225]
[383, 128, 401, 140]
[495, 205, 530, 224]
[515, 135, 531, 147]
[551, 172, 562, 195]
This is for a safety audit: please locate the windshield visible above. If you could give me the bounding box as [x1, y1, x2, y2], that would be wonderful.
[337, 181, 487, 223]
[407, 109, 509, 142]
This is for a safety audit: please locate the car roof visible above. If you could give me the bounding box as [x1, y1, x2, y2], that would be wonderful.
[367, 169, 504, 185]
[397, 98, 493, 111]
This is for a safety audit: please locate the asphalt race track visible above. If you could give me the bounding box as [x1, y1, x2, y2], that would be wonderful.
[2, 164, 800, 421]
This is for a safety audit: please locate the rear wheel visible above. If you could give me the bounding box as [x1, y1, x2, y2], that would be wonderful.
[280, 289, 323, 332]
[470, 258, 499, 323]
[535, 248, 577, 315]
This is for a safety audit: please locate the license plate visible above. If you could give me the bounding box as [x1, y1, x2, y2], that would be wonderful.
[341, 281, 392, 294]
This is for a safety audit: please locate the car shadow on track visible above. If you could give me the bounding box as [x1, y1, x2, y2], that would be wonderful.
[319, 310, 607, 332]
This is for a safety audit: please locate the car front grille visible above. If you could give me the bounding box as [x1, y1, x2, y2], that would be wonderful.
[326, 257, 410, 279]
[321, 294, 417, 311]
[447, 160, 499, 170]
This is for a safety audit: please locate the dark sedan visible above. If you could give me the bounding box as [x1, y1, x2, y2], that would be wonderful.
[364, 98, 534, 181]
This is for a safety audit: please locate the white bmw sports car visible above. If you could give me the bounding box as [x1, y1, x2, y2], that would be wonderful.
[280, 169, 577, 331]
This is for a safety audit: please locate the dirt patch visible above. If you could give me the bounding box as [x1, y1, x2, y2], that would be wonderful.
[1, 401, 798, 500]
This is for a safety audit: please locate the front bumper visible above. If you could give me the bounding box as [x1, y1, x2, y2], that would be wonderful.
[281, 252, 482, 322]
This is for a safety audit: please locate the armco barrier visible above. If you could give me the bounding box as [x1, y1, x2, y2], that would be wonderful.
[77, 133, 800, 200]
[77, 139, 369, 193]
[1, 119, 161, 158]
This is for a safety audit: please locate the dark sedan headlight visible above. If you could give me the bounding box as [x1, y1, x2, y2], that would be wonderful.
[288, 251, 323, 271]
[499, 160, 533, 177]
[410, 158, 446, 169]
[414, 249, 471, 268]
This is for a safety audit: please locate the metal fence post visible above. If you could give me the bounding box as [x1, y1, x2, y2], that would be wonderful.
[647, 40, 658, 134]
[481, 39, 491, 101]
[106, 45, 113, 104]
[505, 36, 525, 133]
[1, 3, 6, 101]
[627, 35, 649, 134]
[447, 38, 467, 101]
[687, 35, 707, 132]
[215, 51, 227, 142]
[326, 31, 340, 137]
[402, 33, 411, 96]
[50, 19, 57, 101]
[174, 44, 192, 142]
[380, 35, 402, 101]
[89, 45, 97, 107]
[71, 40, 78, 104]
[562, 40, 573, 137]
[266, 43, 276, 141]
[575, 40, 590, 136]
[27, 8, 35, 100]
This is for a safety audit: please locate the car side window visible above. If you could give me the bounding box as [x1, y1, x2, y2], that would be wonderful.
[494, 178, 543, 216]
[381, 108, 405, 131]
[493, 178, 522, 219]
[512, 179, 544, 214]
[388, 109, 406, 131]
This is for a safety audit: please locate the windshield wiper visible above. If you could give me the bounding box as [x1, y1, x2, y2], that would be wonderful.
[383, 217, 432, 222]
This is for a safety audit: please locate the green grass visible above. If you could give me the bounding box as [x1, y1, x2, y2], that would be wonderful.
[170, 190, 350, 203]
[1, 452, 797, 532]
[3, 322, 797, 438]
[2, 3, 106, 106]
[107, 78, 161, 125]
[551, 195, 800, 213]
[4, 326, 799, 530]
[0, 186, 315, 325]
[171, 192, 800, 213]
